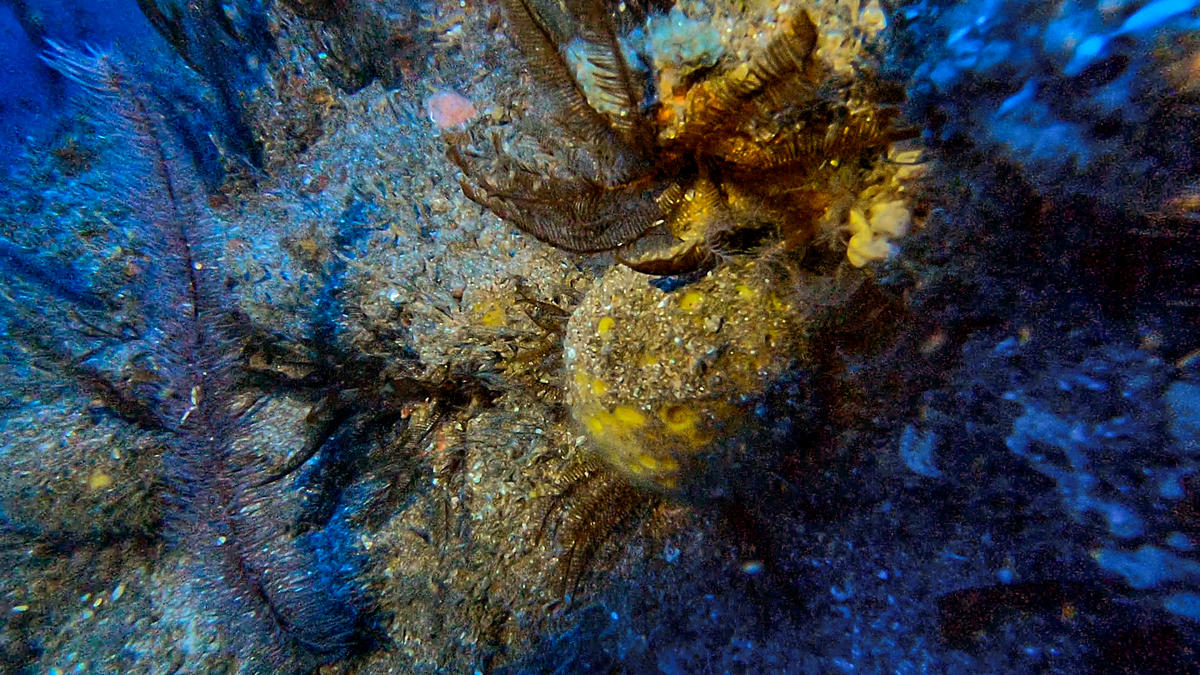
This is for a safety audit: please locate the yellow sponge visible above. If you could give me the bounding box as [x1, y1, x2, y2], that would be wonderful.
[564, 261, 810, 496]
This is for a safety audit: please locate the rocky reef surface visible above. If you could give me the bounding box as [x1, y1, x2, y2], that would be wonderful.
[0, 0, 1197, 673]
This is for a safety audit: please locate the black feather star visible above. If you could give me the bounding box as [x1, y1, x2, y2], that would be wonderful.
[41, 41, 363, 671]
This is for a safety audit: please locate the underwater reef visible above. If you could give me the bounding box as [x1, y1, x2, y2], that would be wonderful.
[0, 0, 1198, 673]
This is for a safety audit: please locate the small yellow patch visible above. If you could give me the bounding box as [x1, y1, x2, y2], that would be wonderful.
[584, 414, 606, 436]
[847, 231, 891, 267]
[679, 291, 704, 311]
[582, 405, 646, 439]
[296, 237, 323, 256]
[635, 453, 661, 471]
[480, 305, 506, 328]
[88, 471, 113, 491]
[848, 207, 870, 236]
[659, 404, 700, 436]
[1061, 602, 1078, 622]
[596, 316, 615, 337]
[574, 372, 609, 397]
[735, 283, 755, 300]
[612, 405, 646, 428]
[633, 452, 680, 475]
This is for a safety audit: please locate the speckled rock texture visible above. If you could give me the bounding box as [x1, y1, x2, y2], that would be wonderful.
[0, 0, 1198, 673]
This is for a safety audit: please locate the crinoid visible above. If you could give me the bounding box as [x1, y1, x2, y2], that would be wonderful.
[536, 455, 657, 593]
[449, 0, 918, 274]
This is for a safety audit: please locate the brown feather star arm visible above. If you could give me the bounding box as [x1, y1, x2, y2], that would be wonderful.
[664, 9, 819, 149]
[449, 142, 669, 253]
[563, 0, 656, 148]
[714, 104, 914, 171]
[498, 0, 648, 164]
